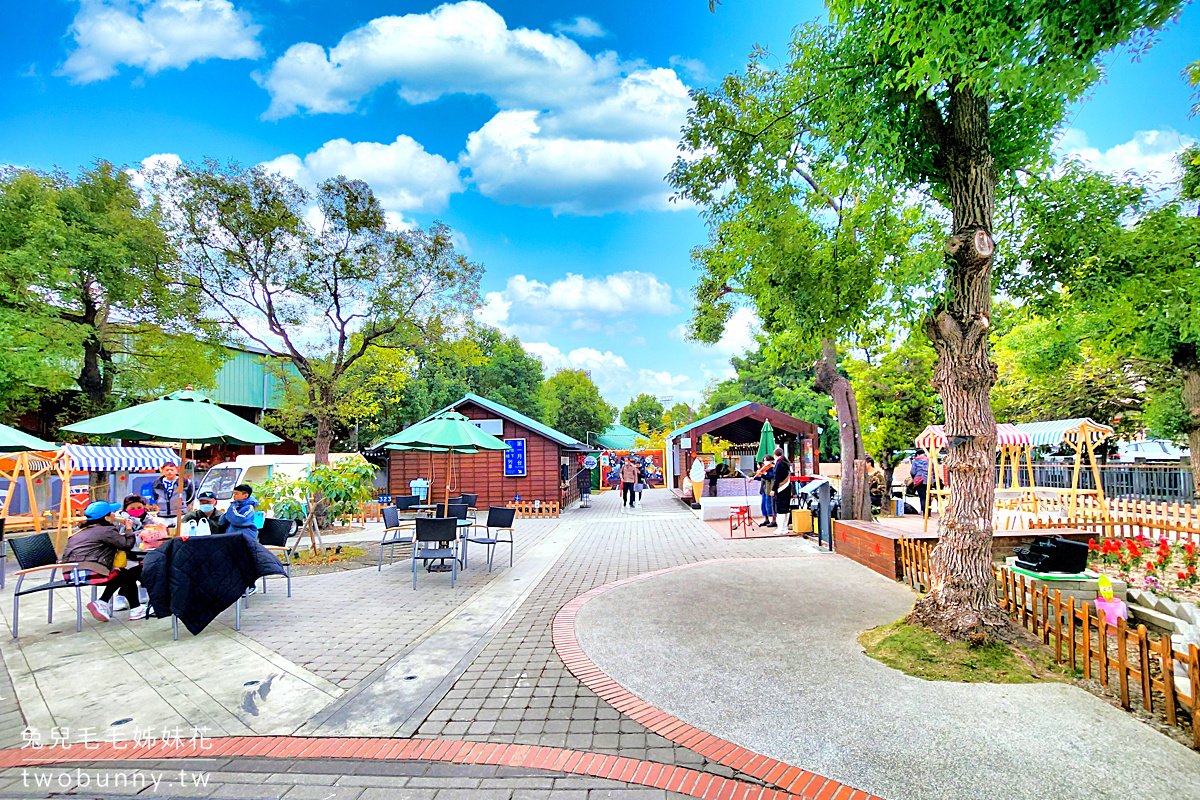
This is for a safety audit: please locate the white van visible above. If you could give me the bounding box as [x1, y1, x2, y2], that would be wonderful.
[197, 453, 364, 510]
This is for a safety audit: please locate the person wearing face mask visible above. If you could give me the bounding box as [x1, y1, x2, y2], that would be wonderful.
[62, 501, 146, 622]
[119, 495, 151, 533]
[182, 490, 229, 535]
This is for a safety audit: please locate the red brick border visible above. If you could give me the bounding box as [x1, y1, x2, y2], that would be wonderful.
[0, 737, 820, 800]
[552, 558, 883, 800]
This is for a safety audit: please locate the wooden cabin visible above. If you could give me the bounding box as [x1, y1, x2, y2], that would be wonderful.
[386, 393, 595, 514]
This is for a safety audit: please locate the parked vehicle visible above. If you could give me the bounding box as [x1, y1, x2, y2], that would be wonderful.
[196, 453, 366, 511]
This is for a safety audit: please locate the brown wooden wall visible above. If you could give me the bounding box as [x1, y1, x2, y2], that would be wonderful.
[388, 401, 567, 511]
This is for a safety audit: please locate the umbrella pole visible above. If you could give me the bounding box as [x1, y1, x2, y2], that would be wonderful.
[176, 439, 187, 533]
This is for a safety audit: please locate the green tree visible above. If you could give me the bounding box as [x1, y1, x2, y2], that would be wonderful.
[164, 161, 481, 465]
[670, 41, 944, 519]
[0, 162, 222, 417]
[540, 369, 617, 444]
[663, 402, 696, 432]
[621, 393, 665, 433]
[847, 332, 938, 495]
[678, 1, 1180, 638]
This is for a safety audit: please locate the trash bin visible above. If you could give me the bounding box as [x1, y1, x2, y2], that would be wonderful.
[409, 478, 429, 500]
[894, 497, 905, 516]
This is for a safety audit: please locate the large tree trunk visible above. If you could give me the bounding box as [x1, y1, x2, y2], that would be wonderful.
[814, 339, 870, 520]
[910, 87, 1008, 641]
[1182, 365, 1200, 502]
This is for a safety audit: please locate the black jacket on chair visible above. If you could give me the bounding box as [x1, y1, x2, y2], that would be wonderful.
[142, 533, 286, 635]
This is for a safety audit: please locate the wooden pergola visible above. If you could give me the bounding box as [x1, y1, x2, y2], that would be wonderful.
[914, 423, 1032, 531]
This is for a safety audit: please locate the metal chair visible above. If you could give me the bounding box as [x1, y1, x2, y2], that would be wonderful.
[9, 533, 84, 638]
[464, 507, 516, 571]
[0, 518, 6, 588]
[258, 518, 297, 596]
[412, 517, 460, 589]
[379, 505, 415, 571]
[458, 493, 479, 520]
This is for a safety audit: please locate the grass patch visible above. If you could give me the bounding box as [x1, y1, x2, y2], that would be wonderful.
[859, 620, 1069, 684]
[287, 545, 367, 567]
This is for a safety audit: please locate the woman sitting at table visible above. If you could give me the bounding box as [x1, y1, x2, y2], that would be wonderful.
[62, 500, 147, 623]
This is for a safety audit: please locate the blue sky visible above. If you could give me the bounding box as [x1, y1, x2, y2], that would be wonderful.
[3, 1, 1198, 408]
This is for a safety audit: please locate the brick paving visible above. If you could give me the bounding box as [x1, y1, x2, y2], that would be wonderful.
[234, 517, 562, 688]
[414, 489, 823, 779]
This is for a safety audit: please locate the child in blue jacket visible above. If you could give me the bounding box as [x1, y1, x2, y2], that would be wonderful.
[222, 483, 260, 544]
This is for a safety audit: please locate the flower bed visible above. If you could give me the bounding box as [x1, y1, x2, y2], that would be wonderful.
[1089, 536, 1200, 603]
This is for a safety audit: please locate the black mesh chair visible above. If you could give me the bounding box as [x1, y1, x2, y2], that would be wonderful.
[464, 507, 516, 571]
[0, 517, 7, 589]
[9, 533, 84, 638]
[379, 505, 415, 571]
[258, 518, 297, 596]
[412, 517, 460, 589]
[458, 493, 479, 520]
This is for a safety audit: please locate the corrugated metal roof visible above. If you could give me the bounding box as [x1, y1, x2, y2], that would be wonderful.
[414, 393, 593, 450]
[207, 346, 293, 410]
[667, 401, 753, 440]
[595, 423, 643, 450]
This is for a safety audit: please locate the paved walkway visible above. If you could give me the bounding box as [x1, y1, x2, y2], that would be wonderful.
[572, 557, 1200, 800]
[0, 487, 1195, 799]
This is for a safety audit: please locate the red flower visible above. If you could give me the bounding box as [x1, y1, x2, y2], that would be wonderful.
[1179, 571, 1189, 580]
[1089, 538, 1100, 551]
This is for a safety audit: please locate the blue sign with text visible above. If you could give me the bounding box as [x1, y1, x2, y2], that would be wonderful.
[503, 438, 526, 477]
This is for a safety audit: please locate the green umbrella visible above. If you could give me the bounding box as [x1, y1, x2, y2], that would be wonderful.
[63, 388, 282, 527]
[0, 422, 55, 453]
[757, 419, 777, 462]
[381, 412, 509, 506]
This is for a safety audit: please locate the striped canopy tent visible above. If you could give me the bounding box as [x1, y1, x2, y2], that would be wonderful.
[1011, 418, 1115, 516]
[58, 444, 180, 472]
[912, 424, 1035, 530]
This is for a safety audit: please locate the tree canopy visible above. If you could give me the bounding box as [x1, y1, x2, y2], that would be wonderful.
[541, 369, 617, 445]
[621, 393, 665, 433]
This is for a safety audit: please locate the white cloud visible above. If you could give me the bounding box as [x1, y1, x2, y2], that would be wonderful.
[257, 1, 620, 120]
[61, 0, 262, 84]
[462, 111, 680, 214]
[1058, 128, 1197, 186]
[260, 135, 463, 215]
[256, 1, 691, 215]
[552, 16, 607, 38]
[523, 342, 700, 406]
[474, 271, 676, 336]
[671, 307, 761, 357]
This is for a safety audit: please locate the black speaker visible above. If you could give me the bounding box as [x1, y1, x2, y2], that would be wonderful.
[1014, 536, 1089, 574]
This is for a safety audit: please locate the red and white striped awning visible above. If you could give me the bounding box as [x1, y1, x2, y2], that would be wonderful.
[915, 424, 1030, 450]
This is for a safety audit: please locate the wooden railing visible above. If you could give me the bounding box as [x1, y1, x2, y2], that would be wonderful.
[508, 500, 560, 519]
[1029, 495, 1200, 543]
[897, 537, 1200, 748]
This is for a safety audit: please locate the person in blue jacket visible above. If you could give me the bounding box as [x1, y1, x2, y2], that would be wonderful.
[221, 483, 260, 544]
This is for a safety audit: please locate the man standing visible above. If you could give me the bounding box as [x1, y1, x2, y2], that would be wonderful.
[150, 462, 195, 529]
[620, 458, 638, 508]
[755, 455, 776, 527]
[771, 447, 792, 529]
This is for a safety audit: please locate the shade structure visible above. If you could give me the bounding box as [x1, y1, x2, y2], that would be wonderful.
[756, 420, 776, 462]
[1009, 418, 1114, 448]
[61, 389, 282, 445]
[60, 444, 180, 471]
[0, 422, 55, 453]
[914, 423, 1030, 450]
[61, 388, 282, 530]
[380, 412, 511, 452]
[380, 412, 510, 506]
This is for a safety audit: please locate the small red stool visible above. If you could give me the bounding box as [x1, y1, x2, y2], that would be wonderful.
[729, 505, 752, 538]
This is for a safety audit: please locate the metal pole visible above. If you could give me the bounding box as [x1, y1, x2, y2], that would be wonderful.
[817, 480, 833, 551]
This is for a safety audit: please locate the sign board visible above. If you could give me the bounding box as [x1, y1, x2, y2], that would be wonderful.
[680, 437, 692, 449]
[583, 455, 598, 470]
[470, 419, 505, 436]
[503, 438, 527, 477]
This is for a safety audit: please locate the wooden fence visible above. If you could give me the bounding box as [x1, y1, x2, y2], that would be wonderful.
[1029, 495, 1200, 543]
[897, 537, 1200, 747]
[508, 500, 560, 519]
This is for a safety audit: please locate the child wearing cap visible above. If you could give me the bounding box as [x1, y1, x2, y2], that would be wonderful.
[62, 500, 146, 622]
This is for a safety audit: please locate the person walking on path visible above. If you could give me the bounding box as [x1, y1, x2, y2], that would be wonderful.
[150, 462, 195, 529]
[755, 455, 776, 527]
[620, 458, 638, 508]
[636, 462, 649, 506]
[772, 447, 793, 529]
